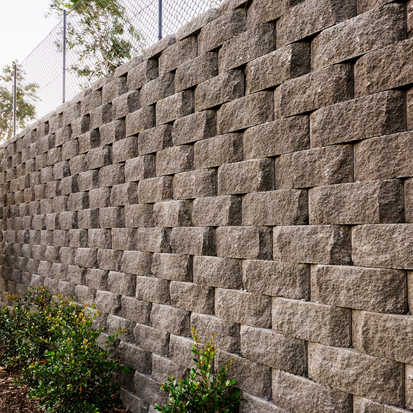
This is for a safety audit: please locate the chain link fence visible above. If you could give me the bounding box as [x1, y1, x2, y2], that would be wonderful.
[3, 0, 223, 138]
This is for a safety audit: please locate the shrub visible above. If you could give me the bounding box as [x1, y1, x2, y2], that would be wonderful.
[0, 287, 126, 413]
[154, 329, 242, 413]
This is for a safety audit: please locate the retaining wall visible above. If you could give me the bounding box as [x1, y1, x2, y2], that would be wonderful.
[2, 0, 413, 411]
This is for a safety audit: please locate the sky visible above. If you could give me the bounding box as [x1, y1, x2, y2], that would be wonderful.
[0, 0, 60, 70]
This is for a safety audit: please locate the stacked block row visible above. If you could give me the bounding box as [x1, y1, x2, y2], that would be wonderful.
[1, 0, 413, 411]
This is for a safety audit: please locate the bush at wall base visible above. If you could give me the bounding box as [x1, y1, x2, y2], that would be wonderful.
[0, 287, 127, 413]
[154, 329, 242, 413]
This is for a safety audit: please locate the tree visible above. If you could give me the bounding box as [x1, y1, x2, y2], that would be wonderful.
[0, 63, 39, 141]
[49, 0, 144, 85]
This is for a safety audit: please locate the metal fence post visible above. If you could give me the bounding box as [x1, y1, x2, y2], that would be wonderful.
[13, 64, 17, 137]
[63, 9, 67, 103]
[158, 0, 163, 40]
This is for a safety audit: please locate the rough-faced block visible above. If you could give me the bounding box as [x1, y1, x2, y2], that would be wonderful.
[247, 0, 299, 28]
[108, 271, 136, 296]
[353, 311, 413, 364]
[125, 155, 155, 182]
[312, 265, 407, 314]
[156, 145, 193, 176]
[195, 70, 244, 112]
[99, 119, 125, 145]
[218, 159, 274, 195]
[135, 276, 170, 304]
[272, 297, 351, 346]
[169, 334, 196, 368]
[137, 228, 171, 253]
[85, 268, 108, 290]
[170, 227, 214, 256]
[353, 396, 411, 413]
[86, 146, 112, 170]
[217, 91, 274, 134]
[215, 288, 271, 328]
[192, 195, 241, 226]
[407, 179, 413, 223]
[112, 136, 139, 163]
[176, 8, 219, 41]
[125, 106, 155, 137]
[170, 281, 214, 314]
[156, 91, 194, 125]
[194, 133, 242, 169]
[272, 369, 352, 413]
[159, 36, 197, 75]
[355, 38, 413, 97]
[355, 132, 413, 181]
[151, 303, 190, 336]
[143, 34, 176, 60]
[138, 176, 173, 204]
[120, 389, 149, 413]
[121, 296, 151, 324]
[151, 354, 189, 384]
[118, 341, 151, 374]
[173, 169, 217, 200]
[308, 343, 403, 405]
[112, 90, 140, 120]
[243, 260, 310, 300]
[310, 90, 405, 148]
[312, 4, 404, 70]
[99, 163, 125, 187]
[153, 200, 191, 227]
[240, 393, 287, 413]
[140, 73, 175, 107]
[77, 170, 99, 192]
[138, 125, 172, 156]
[193, 255, 242, 289]
[134, 372, 168, 407]
[219, 23, 276, 73]
[120, 250, 152, 276]
[134, 323, 169, 356]
[352, 224, 413, 270]
[275, 145, 353, 189]
[172, 110, 216, 146]
[75, 248, 97, 268]
[273, 225, 351, 265]
[77, 209, 99, 229]
[151, 253, 192, 282]
[124, 204, 154, 228]
[112, 228, 138, 250]
[110, 182, 139, 206]
[127, 59, 158, 91]
[88, 228, 111, 249]
[241, 325, 307, 375]
[277, 0, 356, 46]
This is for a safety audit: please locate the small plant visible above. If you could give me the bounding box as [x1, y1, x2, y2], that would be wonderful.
[154, 329, 242, 413]
[0, 287, 126, 413]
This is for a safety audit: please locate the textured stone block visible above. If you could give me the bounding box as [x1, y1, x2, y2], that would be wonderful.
[159, 36, 197, 75]
[75, 248, 97, 268]
[107, 314, 134, 342]
[112, 90, 140, 120]
[125, 106, 155, 137]
[120, 389, 149, 413]
[308, 343, 403, 405]
[125, 204, 154, 228]
[151, 354, 189, 384]
[194, 133, 242, 169]
[355, 132, 413, 181]
[170, 281, 214, 314]
[312, 4, 404, 70]
[198, 9, 247, 54]
[219, 23, 275, 73]
[89, 104, 112, 130]
[134, 372, 168, 406]
[273, 225, 351, 265]
[153, 201, 191, 227]
[275, 145, 353, 189]
[110, 182, 139, 206]
[86, 146, 112, 170]
[312, 265, 406, 314]
[240, 393, 287, 413]
[127, 60, 158, 90]
[193, 195, 241, 227]
[218, 91, 274, 134]
[310, 91, 405, 148]
[99, 119, 125, 145]
[78, 130, 100, 154]
[216, 226, 272, 260]
[151, 253, 192, 282]
[108, 271, 136, 297]
[169, 335, 196, 368]
[353, 396, 411, 413]
[243, 189, 308, 226]
[99, 207, 124, 229]
[112, 228, 138, 250]
[125, 155, 155, 182]
[137, 228, 171, 253]
[193, 255, 241, 289]
[99, 163, 125, 187]
[170, 227, 214, 256]
[134, 323, 169, 356]
[88, 228, 111, 249]
[353, 311, 413, 364]
[407, 179, 413, 223]
[121, 296, 151, 324]
[173, 169, 217, 199]
[69, 154, 87, 175]
[355, 38, 413, 97]
[243, 259, 310, 300]
[102, 77, 127, 105]
[140, 73, 175, 107]
[309, 181, 403, 225]
[247, 0, 297, 28]
[241, 325, 307, 375]
[98, 249, 122, 271]
[215, 288, 271, 328]
[278, 64, 353, 118]
[138, 176, 173, 204]
[143, 34, 176, 60]
[69, 229, 88, 248]
[272, 369, 352, 413]
[277, 0, 356, 46]
[176, 7, 219, 41]
[353, 224, 413, 270]
[217, 350, 272, 398]
[112, 136, 139, 163]
[172, 110, 216, 146]
[176, 52, 218, 92]
[135, 276, 170, 304]
[218, 158, 273, 195]
[191, 313, 240, 352]
[121, 250, 152, 276]
[156, 145, 193, 176]
[85, 268, 108, 290]
[272, 297, 351, 346]
[138, 125, 172, 156]
[118, 341, 151, 374]
[78, 170, 99, 192]
[195, 70, 244, 113]
[151, 303, 190, 336]
[77, 209, 99, 229]
[156, 91, 194, 125]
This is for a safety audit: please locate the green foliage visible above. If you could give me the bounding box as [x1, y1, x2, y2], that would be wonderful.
[0, 287, 126, 413]
[49, 0, 144, 84]
[154, 329, 242, 413]
[0, 63, 39, 141]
